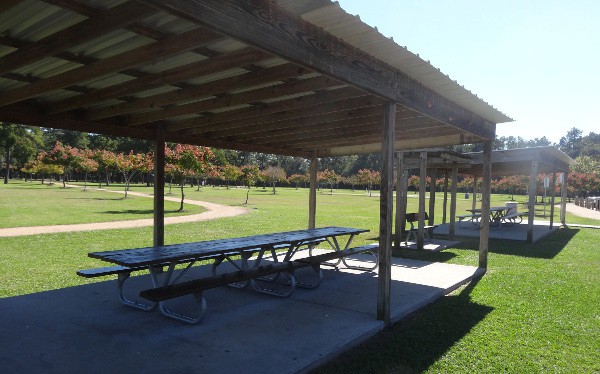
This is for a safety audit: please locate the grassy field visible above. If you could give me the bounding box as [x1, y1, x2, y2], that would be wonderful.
[0, 180, 205, 228]
[0, 182, 598, 372]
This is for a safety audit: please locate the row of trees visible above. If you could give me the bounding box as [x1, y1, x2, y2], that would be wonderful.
[2, 124, 599, 195]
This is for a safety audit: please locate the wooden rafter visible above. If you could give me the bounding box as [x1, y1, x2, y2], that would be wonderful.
[173, 86, 370, 131]
[0, 1, 157, 76]
[182, 93, 383, 135]
[140, 0, 496, 141]
[147, 75, 342, 129]
[0, 28, 223, 107]
[85, 64, 311, 120]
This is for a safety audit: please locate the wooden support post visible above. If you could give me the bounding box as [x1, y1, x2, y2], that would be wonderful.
[417, 151, 427, 250]
[394, 152, 407, 249]
[479, 141, 492, 269]
[442, 170, 449, 224]
[153, 125, 166, 247]
[560, 172, 568, 225]
[377, 101, 395, 325]
[472, 175, 478, 210]
[308, 154, 317, 229]
[428, 167, 437, 237]
[527, 160, 539, 243]
[550, 171, 557, 228]
[449, 163, 458, 240]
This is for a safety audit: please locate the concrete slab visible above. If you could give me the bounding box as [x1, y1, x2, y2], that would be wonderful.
[0, 255, 482, 374]
[434, 221, 558, 242]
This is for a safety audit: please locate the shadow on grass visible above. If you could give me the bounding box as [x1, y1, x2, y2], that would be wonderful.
[434, 227, 579, 261]
[312, 277, 493, 374]
[486, 227, 579, 259]
[435, 227, 578, 260]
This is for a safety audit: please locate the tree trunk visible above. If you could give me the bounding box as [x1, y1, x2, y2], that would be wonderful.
[83, 172, 88, 191]
[179, 182, 185, 211]
[272, 181, 276, 194]
[4, 146, 9, 184]
[245, 186, 250, 204]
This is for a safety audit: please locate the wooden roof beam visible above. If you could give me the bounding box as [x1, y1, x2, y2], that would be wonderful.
[324, 133, 483, 156]
[183, 94, 385, 135]
[50, 47, 272, 117]
[85, 63, 311, 120]
[157, 75, 343, 130]
[141, 0, 497, 141]
[200, 105, 423, 142]
[0, 28, 223, 107]
[0, 1, 157, 76]
[174, 86, 370, 131]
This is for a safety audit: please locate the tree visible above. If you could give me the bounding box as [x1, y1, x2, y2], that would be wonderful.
[221, 164, 242, 189]
[288, 173, 308, 189]
[317, 169, 340, 193]
[0, 123, 42, 184]
[165, 144, 214, 211]
[240, 164, 259, 204]
[112, 151, 151, 198]
[91, 150, 116, 187]
[265, 165, 286, 194]
[571, 156, 600, 175]
[73, 149, 99, 191]
[42, 142, 80, 188]
[355, 169, 380, 196]
[559, 127, 583, 158]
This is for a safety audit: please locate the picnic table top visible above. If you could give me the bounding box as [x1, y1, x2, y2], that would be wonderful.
[467, 206, 509, 213]
[89, 226, 368, 267]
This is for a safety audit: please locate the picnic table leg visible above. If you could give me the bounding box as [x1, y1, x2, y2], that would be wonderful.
[280, 243, 324, 289]
[149, 263, 207, 325]
[116, 271, 158, 312]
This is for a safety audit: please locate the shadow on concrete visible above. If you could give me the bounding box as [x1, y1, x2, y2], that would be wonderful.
[312, 276, 493, 373]
[0, 254, 481, 374]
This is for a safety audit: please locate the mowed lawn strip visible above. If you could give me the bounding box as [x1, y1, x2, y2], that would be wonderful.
[0, 180, 205, 228]
[0, 184, 598, 372]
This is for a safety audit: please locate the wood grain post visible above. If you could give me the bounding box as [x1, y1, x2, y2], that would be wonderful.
[560, 172, 568, 225]
[308, 154, 317, 229]
[377, 101, 395, 325]
[394, 152, 407, 249]
[153, 124, 166, 247]
[479, 141, 492, 269]
[449, 163, 458, 240]
[527, 160, 539, 243]
[550, 171, 556, 228]
[417, 151, 427, 250]
[442, 170, 449, 224]
[428, 167, 437, 238]
[472, 175, 477, 210]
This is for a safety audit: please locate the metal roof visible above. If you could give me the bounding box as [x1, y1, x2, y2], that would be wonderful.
[0, 0, 512, 157]
[464, 146, 574, 176]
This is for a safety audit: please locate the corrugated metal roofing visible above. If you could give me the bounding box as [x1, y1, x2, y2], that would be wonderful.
[0, 0, 512, 157]
[278, 0, 511, 124]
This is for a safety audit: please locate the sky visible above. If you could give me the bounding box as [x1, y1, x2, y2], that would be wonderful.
[336, 0, 599, 144]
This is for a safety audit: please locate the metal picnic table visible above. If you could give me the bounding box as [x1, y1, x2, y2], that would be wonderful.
[84, 226, 374, 324]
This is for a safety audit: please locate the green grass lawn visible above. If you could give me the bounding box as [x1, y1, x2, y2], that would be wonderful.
[0, 180, 205, 228]
[0, 182, 598, 372]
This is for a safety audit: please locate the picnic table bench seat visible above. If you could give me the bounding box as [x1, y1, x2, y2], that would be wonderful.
[457, 212, 482, 228]
[501, 211, 526, 225]
[139, 244, 379, 303]
[404, 212, 437, 244]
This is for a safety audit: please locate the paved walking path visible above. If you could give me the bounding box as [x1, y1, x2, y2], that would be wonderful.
[0, 186, 248, 237]
[564, 202, 600, 220]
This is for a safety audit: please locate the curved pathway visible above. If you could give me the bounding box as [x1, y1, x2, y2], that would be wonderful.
[563, 202, 600, 220]
[0, 186, 248, 237]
